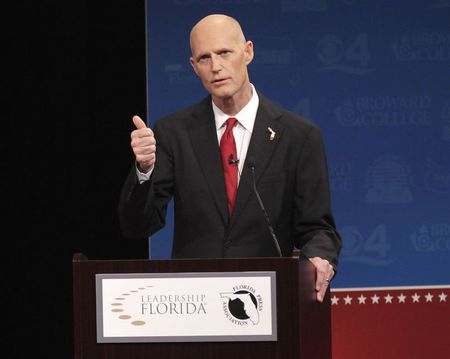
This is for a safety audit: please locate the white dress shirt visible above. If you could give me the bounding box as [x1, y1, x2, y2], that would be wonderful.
[213, 84, 259, 183]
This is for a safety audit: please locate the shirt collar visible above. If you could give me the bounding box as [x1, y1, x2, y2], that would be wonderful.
[213, 83, 259, 133]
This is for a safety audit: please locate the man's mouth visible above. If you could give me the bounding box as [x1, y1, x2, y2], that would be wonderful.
[212, 78, 229, 84]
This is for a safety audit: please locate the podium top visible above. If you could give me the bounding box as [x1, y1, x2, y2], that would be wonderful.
[72, 249, 302, 263]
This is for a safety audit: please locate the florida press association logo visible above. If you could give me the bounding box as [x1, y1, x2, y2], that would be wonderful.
[220, 285, 264, 326]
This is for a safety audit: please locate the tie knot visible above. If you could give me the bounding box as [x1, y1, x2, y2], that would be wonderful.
[225, 117, 237, 131]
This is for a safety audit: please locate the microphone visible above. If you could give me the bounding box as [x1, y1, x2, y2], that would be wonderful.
[229, 155, 240, 165]
[246, 158, 282, 257]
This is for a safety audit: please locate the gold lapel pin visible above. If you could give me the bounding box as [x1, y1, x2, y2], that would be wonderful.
[268, 127, 276, 141]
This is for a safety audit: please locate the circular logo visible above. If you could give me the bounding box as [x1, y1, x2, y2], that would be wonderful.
[220, 287, 262, 325]
[316, 35, 344, 65]
[226, 290, 258, 320]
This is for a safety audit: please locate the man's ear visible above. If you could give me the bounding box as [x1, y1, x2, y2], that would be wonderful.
[190, 57, 199, 76]
[244, 41, 254, 65]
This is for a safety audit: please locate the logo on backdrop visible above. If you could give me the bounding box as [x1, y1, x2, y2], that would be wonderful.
[252, 35, 298, 85]
[410, 224, 450, 251]
[220, 285, 264, 326]
[316, 33, 374, 75]
[253, 36, 293, 66]
[392, 32, 450, 62]
[365, 155, 413, 204]
[334, 96, 432, 127]
[424, 159, 450, 194]
[164, 64, 197, 85]
[339, 224, 393, 265]
[329, 161, 354, 192]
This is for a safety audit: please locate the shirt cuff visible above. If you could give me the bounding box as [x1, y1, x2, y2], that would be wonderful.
[136, 163, 153, 184]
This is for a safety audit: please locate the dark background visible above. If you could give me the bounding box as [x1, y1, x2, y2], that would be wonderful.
[14, 1, 146, 357]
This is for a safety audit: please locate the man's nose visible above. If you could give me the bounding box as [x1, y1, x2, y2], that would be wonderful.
[210, 54, 222, 72]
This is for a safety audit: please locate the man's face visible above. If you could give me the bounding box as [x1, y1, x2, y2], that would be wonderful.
[189, 24, 253, 103]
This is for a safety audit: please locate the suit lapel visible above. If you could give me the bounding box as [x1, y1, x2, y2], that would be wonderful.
[188, 98, 229, 225]
[229, 94, 285, 229]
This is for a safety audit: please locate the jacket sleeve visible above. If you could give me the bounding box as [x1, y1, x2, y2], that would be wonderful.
[117, 121, 174, 240]
[293, 125, 342, 270]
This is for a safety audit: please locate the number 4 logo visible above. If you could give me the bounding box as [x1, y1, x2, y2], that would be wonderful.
[364, 224, 390, 257]
[316, 33, 373, 74]
[341, 224, 390, 258]
[346, 33, 370, 66]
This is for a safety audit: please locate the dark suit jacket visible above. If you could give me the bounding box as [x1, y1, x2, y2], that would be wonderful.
[118, 91, 342, 268]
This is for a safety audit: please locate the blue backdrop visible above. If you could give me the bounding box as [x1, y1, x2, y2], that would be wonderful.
[145, 0, 450, 288]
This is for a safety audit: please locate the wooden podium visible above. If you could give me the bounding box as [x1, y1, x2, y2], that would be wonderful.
[73, 251, 331, 358]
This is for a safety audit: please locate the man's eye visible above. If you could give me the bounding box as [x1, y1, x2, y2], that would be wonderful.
[198, 56, 209, 62]
[220, 51, 231, 56]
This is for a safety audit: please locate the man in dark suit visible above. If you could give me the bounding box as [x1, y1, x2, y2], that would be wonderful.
[118, 14, 342, 302]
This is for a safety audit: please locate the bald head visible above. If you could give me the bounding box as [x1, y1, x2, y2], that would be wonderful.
[188, 14, 254, 113]
[190, 14, 246, 56]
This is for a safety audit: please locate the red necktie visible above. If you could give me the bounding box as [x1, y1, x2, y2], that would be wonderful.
[220, 117, 238, 216]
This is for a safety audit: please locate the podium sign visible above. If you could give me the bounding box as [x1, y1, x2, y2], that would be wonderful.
[96, 272, 277, 343]
[73, 253, 331, 359]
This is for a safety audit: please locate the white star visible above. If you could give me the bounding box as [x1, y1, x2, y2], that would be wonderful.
[397, 293, 406, 303]
[384, 294, 393, 304]
[343, 294, 353, 305]
[438, 292, 447, 302]
[357, 294, 367, 304]
[425, 292, 433, 302]
[411, 293, 420, 303]
[331, 296, 339, 305]
[371, 294, 380, 304]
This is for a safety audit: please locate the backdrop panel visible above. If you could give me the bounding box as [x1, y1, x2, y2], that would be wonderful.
[145, 0, 450, 289]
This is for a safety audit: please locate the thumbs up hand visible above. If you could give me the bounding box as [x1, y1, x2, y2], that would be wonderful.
[130, 115, 156, 173]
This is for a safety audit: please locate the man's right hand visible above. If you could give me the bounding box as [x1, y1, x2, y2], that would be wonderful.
[130, 115, 156, 173]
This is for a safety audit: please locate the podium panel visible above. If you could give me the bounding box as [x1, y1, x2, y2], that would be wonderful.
[73, 252, 330, 359]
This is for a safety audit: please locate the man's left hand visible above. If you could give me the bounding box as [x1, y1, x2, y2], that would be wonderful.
[309, 257, 335, 303]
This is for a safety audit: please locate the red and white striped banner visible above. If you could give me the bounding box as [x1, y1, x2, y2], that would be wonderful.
[331, 285, 450, 359]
